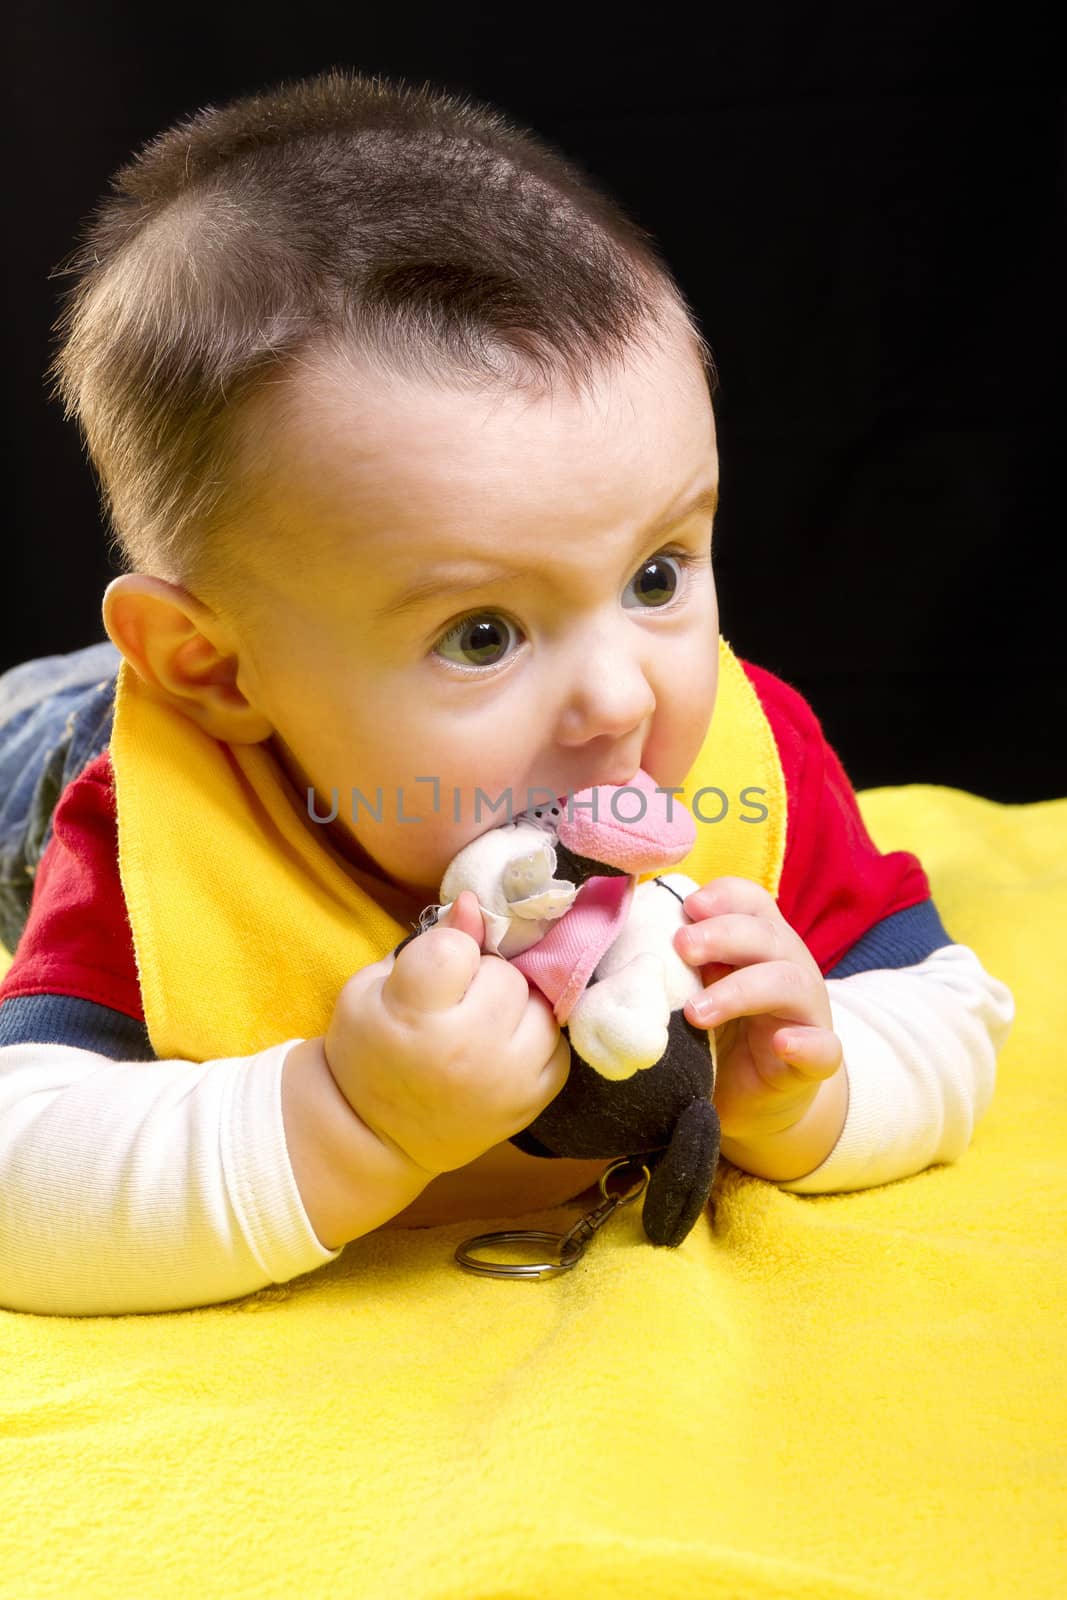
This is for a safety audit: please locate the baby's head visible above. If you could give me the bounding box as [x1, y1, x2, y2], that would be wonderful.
[50, 69, 720, 908]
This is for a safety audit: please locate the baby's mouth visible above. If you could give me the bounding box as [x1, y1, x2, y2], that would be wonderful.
[559, 772, 642, 804]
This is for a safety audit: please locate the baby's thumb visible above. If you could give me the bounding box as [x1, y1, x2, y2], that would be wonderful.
[440, 889, 485, 948]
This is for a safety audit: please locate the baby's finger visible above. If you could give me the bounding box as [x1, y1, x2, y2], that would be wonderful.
[682, 877, 778, 922]
[439, 889, 485, 946]
[675, 910, 797, 971]
[509, 987, 572, 1100]
[461, 945, 537, 1030]
[684, 959, 826, 1030]
[771, 1024, 843, 1080]
[385, 915, 483, 1017]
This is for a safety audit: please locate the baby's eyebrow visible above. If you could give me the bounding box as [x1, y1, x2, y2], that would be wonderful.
[372, 481, 718, 622]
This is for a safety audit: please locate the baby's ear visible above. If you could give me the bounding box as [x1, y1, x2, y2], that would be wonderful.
[102, 574, 273, 744]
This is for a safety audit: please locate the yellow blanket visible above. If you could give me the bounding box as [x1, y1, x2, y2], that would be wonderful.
[1, 785, 1064, 1599]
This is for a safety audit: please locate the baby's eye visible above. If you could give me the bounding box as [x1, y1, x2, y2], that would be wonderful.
[622, 552, 688, 610]
[433, 613, 521, 670]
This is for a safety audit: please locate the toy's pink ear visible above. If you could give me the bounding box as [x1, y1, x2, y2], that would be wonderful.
[556, 768, 695, 873]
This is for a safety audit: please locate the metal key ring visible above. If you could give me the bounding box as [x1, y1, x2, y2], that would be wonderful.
[454, 1157, 650, 1280]
[454, 1229, 582, 1280]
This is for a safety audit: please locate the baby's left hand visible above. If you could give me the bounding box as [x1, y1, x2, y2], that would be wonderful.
[673, 877, 843, 1145]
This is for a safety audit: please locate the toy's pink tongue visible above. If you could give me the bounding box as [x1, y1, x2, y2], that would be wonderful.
[555, 767, 695, 874]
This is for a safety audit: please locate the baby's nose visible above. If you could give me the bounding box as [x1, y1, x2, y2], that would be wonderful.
[557, 652, 656, 745]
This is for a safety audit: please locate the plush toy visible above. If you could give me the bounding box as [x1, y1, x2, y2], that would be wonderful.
[394, 770, 722, 1246]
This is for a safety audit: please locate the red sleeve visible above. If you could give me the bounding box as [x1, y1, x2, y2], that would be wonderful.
[739, 659, 933, 976]
[0, 750, 145, 1021]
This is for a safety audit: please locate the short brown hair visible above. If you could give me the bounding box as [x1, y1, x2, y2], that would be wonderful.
[47, 66, 715, 600]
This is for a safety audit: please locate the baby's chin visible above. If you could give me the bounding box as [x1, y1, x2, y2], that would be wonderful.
[363, 836, 466, 906]
[316, 816, 433, 903]
[349, 854, 443, 925]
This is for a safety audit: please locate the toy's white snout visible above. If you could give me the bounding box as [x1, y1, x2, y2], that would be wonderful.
[439, 821, 577, 958]
[503, 846, 553, 901]
[567, 952, 673, 1080]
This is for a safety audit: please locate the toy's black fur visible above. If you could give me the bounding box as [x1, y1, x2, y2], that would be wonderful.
[510, 1008, 720, 1247]
[397, 845, 721, 1248]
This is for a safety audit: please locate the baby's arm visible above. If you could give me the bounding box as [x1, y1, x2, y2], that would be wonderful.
[675, 878, 1014, 1191]
[0, 893, 568, 1316]
[775, 942, 1014, 1194]
[0, 1034, 354, 1315]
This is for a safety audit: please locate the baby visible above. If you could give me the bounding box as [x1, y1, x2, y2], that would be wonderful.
[0, 69, 1014, 1314]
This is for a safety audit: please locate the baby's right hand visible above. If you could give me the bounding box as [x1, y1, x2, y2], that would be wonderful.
[323, 891, 571, 1176]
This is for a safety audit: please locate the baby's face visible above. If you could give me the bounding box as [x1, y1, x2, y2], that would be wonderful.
[227, 312, 720, 908]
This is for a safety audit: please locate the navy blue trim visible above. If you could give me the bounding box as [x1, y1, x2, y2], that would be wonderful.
[826, 899, 954, 979]
[0, 994, 156, 1060]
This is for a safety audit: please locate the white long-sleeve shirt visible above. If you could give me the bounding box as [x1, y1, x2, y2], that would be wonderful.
[0, 943, 1013, 1316]
[780, 943, 1014, 1192]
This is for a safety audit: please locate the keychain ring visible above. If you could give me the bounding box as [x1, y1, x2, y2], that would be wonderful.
[597, 1156, 650, 1205]
[454, 1229, 581, 1280]
[454, 1157, 651, 1280]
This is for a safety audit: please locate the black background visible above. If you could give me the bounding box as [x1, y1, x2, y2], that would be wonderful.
[8, 3, 1064, 801]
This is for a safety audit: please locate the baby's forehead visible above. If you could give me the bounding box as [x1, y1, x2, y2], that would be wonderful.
[252, 319, 708, 481]
[231, 329, 715, 604]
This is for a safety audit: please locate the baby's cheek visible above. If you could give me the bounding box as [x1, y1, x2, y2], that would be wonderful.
[647, 718, 716, 820]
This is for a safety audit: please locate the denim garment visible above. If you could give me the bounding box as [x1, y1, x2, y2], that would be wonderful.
[0, 640, 122, 956]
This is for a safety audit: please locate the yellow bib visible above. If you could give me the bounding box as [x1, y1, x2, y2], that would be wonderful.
[109, 635, 787, 1063]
